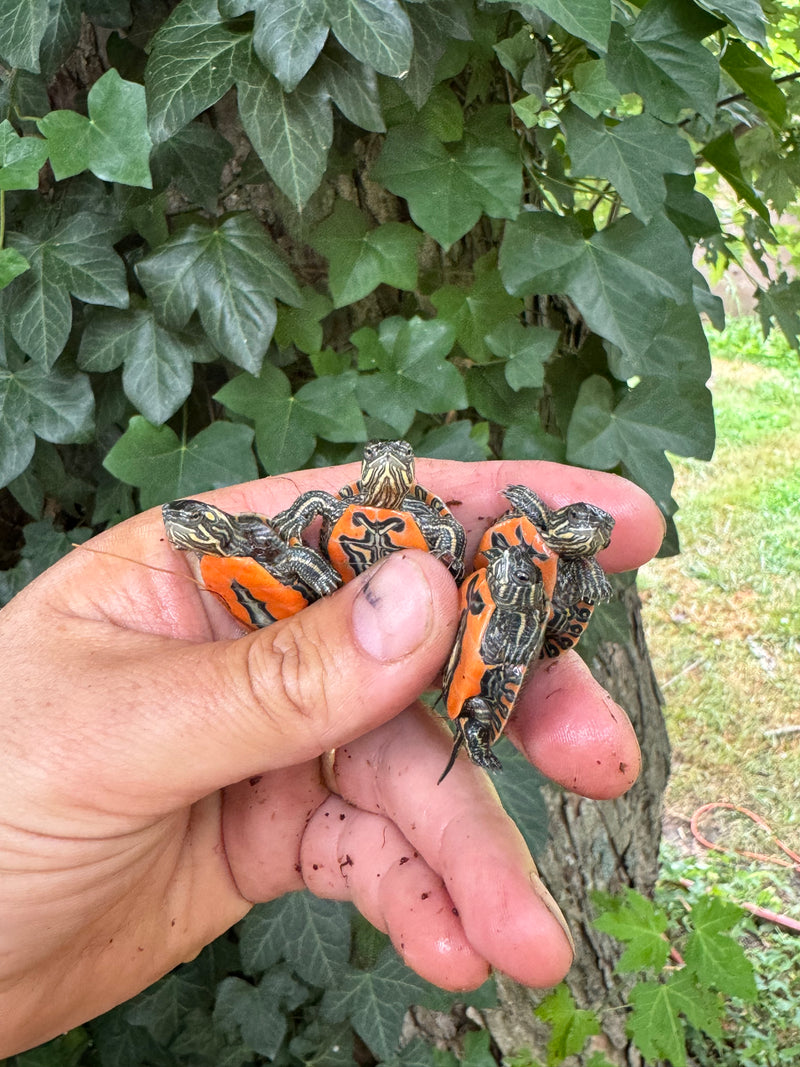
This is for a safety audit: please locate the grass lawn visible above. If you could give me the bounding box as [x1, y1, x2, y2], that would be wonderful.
[639, 317, 800, 1065]
[639, 318, 800, 846]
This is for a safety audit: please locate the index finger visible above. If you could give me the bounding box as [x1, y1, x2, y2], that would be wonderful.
[152, 457, 665, 575]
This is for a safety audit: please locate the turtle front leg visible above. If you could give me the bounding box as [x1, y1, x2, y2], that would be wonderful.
[273, 490, 343, 542]
[501, 484, 552, 528]
[557, 556, 612, 605]
[542, 557, 613, 657]
[280, 545, 343, 598]
[405, 497, 467, 581]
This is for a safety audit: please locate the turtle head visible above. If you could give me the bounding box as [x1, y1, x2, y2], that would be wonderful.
[545, 501, 615, 558]
[359, 439, 415, 509]
[162, 499, 256, 558]
[483, 543, 545, 611]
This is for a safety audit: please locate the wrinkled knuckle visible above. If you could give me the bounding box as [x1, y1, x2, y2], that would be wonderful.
[246, 621, 331, 732]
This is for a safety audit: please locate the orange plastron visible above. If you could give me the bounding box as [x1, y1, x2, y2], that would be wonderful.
[443, 569, 522, 727]
[199, 555, 311, 629]
[323, 506, 429, 582]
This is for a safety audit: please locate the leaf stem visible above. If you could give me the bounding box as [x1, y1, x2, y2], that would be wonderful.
[0, 189, 5, 249]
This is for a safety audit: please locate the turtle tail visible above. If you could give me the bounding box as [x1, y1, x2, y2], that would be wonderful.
[437, 732, 464, 785]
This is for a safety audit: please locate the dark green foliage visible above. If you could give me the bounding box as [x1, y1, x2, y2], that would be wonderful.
[2, 0, 795, 541]
[1, 0, 796, 1061]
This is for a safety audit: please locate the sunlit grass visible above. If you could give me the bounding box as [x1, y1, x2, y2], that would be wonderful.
[639, 320, 800, 842]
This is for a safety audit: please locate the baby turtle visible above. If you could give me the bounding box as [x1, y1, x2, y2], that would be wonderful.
[440, 543, 550, 780]
[274, 440, 466, 582]
[162, 498, 341, 629]
[440, 485, 615, 778]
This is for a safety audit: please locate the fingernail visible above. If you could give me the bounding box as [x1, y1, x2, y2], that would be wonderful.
[351, 554, 435, 662]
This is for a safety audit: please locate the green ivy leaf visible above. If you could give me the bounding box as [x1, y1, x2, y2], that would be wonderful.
[313, 200, 422, 307]
[214, 975, 290, 1058]
[243, 0, 411, 89]
[274, 286, 333, 354]
[591, 887, 671, 972]
[702, 130, 770, 222]
[245, 0, 329, 90]
[571, 59, 622, 117]
[353, 316, 465, 435]
[561, 106, 694, 222]
[39, 69, 152, 186]
[236, 54, 333, 207]
[401, 1, 472, 109]
[322, 947, 435, 1061]
[0, 519, 91, 606]
[663, 174, 720, 240]
[720, 38, 785, 125]
[0, 0, 49, 72]
[465, 364, 541, 430]
[78, 307, 218, 424]
[145, 0, 248, 144]
[757, 275, 800, 351]
[494, 0, 611, 51]
[372, 122, 521, 248]
[89, 1004, 165, 1067]
[38, 0, 83, 79]
[151, 123, 233, 211]
[431, 252, 524, 363]
[215, 363, 366, 473]
[314, 41, 385, 131]
[500, 211, 693, 363]
[606, 300, 711, 384]
[327, 0, 413, 78]
[605, 0, 721, 122]
[501, 422, 567, 463]
[288, 1018, 355, 1067]
[136, 214, 300, 373]
[5, 209, 128, 368]
[0, 375, 35, 488]
[238, 893, 352, 987]
[0, 356, 94, 488]
[127, 972, 211, 1047]
[103, 417, 258, 509]
[683, 897, 757, 1000]
[627, 969, 723, 1067]
[416, 420, 489, 462]
[215, 363, 314, 472]
[494, 25, 541, 84]
[485, 320, 559, 390]
[694, 0, 765, 44]
[535, 984, 601, 1067]
[0, 247, 29, 289]
[567, 373, 714, 486]
[0, 120, 48, 191]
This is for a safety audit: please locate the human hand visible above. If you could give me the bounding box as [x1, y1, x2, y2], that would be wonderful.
[0, 458, 663, 1056]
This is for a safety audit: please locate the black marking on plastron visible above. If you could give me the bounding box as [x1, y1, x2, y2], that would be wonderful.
[229, 578, 280, 627]
[336, 512, 414, 572]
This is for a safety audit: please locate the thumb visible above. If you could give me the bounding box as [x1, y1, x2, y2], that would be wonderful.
[98, 551, 460, 807]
